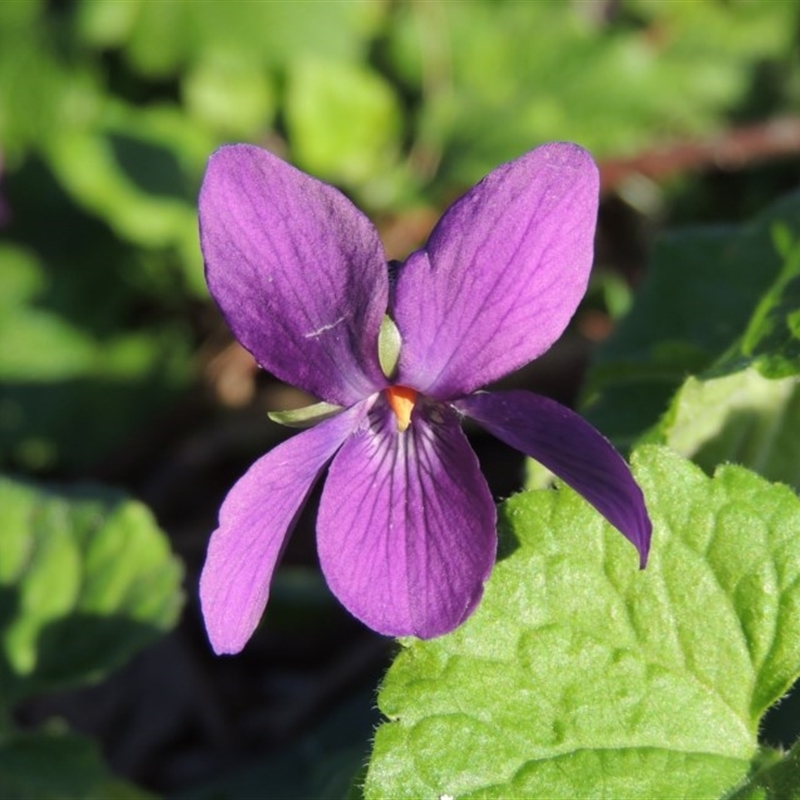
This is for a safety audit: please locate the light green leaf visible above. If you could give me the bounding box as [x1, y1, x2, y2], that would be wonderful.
[101, 0, 386, 78]
[0, 16, 101, 159]
[182, 49, 276, 138]
[646, 368, 800, 488]
[584, 191, 800, 449]
[0, 477, 183, 705]
[365, 447, 800, 799]
[387, 0, 796, 185]
[286, 58, 404, 198]
[0, 729, 153, 800]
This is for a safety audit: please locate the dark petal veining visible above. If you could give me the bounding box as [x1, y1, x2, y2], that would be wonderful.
[317, 401, 497, 638]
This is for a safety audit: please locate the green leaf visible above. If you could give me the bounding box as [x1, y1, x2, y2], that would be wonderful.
[387, 0, 797, 185]
[365, 447, 800, 799]
[584, 191, 800, 448]
[604, 213, 800, 486]
[0, 477, 183, 705]
[182, 49, 276, 138]
[286, 58, 404, 200]
[43, 104, 210, 296]
[0, 244, 192, 472]
[0, 729, 154, 800]
[713, 224, 800, 379]
[94, 0, 386, 78]
[645, 368, 800, 488]
[727, 740, 800, 800]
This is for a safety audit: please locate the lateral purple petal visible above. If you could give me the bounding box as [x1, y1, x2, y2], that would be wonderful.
[200, 144, 389, 405]
[199, 404, 366, 655]
[457, 390, 651, 567]
[317, 401, 497, 638]
[394, 143, 599, 398]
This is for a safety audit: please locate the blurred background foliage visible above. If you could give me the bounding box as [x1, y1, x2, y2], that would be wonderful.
[3, 0, 800, 797]
[2, 0, 800, 473]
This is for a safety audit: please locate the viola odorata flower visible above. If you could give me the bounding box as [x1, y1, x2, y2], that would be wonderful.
[199, 143, 652, 654]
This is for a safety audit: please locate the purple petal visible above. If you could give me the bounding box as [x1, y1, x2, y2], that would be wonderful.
[200, 403, 366, 654]
[200, 144, 389, 405]
[456, 390, 651, 567]
[317, 399, 497, 638]
[394, 143, 599, 398]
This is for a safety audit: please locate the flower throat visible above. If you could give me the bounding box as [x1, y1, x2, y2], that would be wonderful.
[385, 385, 417, 432]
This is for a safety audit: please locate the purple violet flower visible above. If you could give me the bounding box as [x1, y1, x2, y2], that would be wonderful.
[199, 142, 651, 654]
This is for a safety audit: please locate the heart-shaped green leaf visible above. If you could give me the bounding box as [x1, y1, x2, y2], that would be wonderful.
[365, 447, 800, 799]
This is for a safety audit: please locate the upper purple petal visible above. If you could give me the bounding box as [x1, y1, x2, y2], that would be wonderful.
[456, 390, 651, 567]
[200, 144, 389, 405]
[317, 399, 497, 638]
[394, 143, 599, 399]
[199, 403, 366, 654]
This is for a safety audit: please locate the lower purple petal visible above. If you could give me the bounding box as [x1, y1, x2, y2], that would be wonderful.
[199, 403, 366, 654]
[456, 390, 651, 567]
[317, 399, 496, 638]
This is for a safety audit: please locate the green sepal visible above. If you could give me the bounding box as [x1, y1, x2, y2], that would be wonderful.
[268, 401, 344, 428]
[378, 315, 402, 379]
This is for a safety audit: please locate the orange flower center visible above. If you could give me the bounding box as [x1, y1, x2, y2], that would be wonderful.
[385, 385, 418, 432]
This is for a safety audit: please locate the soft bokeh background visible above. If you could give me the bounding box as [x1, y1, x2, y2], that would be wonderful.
[2, 0, 800, 797]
